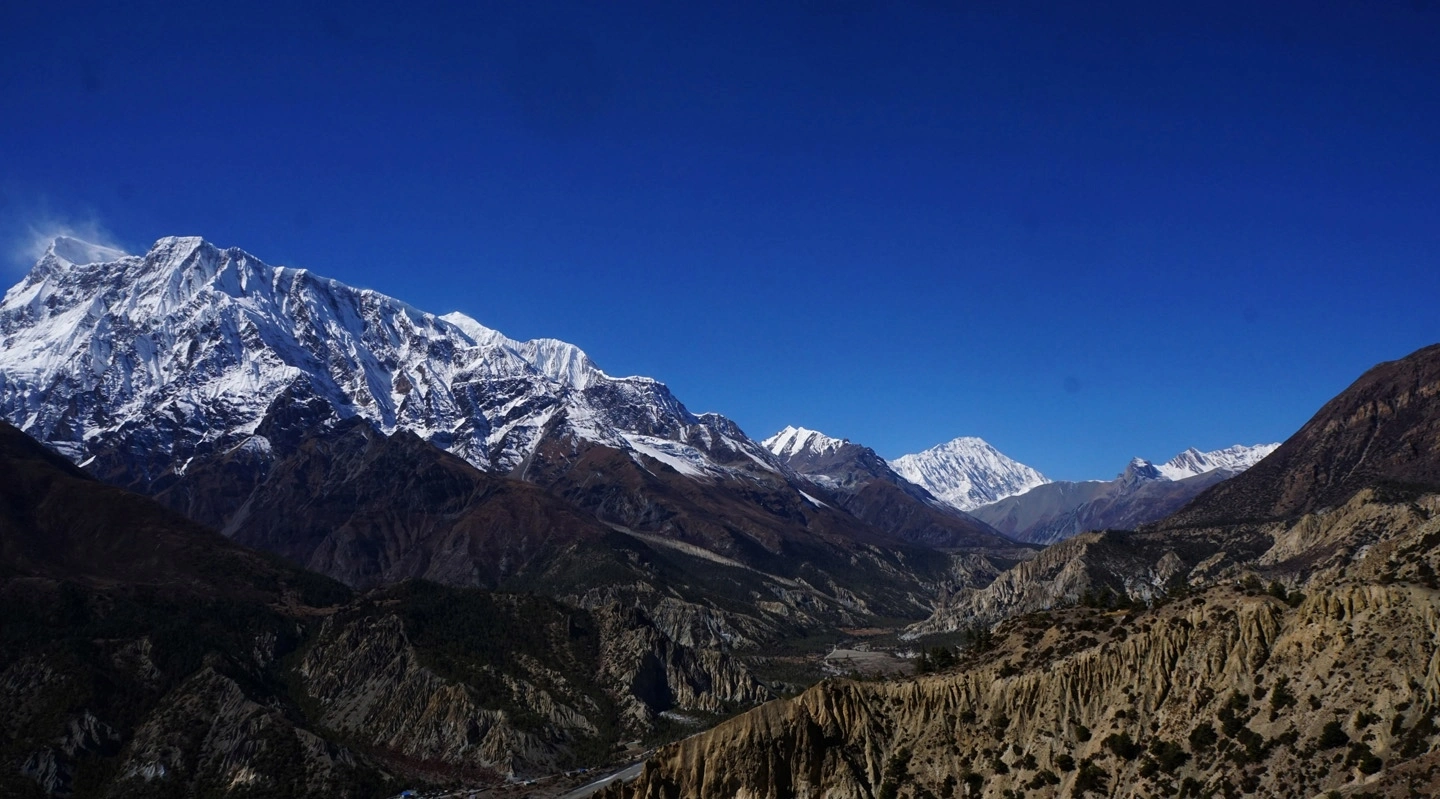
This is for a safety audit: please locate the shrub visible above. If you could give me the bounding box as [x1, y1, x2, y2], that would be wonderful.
[1268, 676, 1296, 721]
[1188, 722, 1218, 751]
[1318, 720, 1349, 749]
[1149, 738, 1189, 770]
[1072, 758, 1110, 795]
[1346, 742, 1383, 775]
[1103, 731, 1142, 760]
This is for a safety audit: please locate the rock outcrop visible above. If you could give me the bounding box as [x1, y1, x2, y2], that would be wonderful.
[611, 564, 1440, 798]
[295, 599, 773, 777]
[0, 422, 776, 796]
[607, 346, 1440, 799]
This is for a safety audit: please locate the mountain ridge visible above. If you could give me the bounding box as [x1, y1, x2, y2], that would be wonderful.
[0, 235, 778, 482]
[0, 235, 1013, 646]
[602, 342, 1440, 799]
[890, 436, 1049, 511]
[971, 443, 1281, 545]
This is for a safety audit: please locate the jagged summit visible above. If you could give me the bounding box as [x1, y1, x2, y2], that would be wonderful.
[1116, 457, 1164, 490]
[761, 424, 1017, 549]
[1156, 442, 1279, 481]
[0, 235, 776, 480]
[971, 444, 1286, 545]
[762, 426, 848, 459]
[890, 436, 1049, 511]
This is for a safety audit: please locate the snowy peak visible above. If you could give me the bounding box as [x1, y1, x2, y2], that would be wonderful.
[890, 437, 1049, 511]
[1117, 457, 1164, 489]
[0, 235, 775, 483]
[47, 235, 130, 266]
[763, 426, 849, 459]
[1157, 443, 1280, 481]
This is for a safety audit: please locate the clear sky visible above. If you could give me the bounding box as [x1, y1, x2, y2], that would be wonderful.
[2, 1, 1437, 480]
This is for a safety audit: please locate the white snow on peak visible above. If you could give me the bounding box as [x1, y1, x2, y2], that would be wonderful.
[890, 436, 1049, 511]
[438, 312, 638, 391]
[1157, 443, 1280, 481]
[0, 236, 776, 482]
[46, 236, 131, 266]
[762, 426, 849, 459]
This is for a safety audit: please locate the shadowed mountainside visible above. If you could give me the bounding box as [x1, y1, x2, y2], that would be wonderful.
[602, 344, 1440, 799]
[0, 422, 773, 798]
[1164, 343, 1440, 528]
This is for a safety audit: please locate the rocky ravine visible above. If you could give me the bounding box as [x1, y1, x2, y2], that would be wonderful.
[0, 421, 774, 797]
[606, 498, 1440, 798]
[297, 598, 770, 778]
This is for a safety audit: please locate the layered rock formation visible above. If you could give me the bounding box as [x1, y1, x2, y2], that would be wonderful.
[914, 343, 1440, 635]
[0, 422, 772, 796]
[604, 345, 1440, 798]
[611, 571, 1440, 797]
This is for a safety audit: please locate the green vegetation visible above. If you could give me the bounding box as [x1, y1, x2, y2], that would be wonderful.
[1079, 586, 1141, 611]
[1317, 720, 1349, 749]
[915, 645, 958, 674]
[1072, 757, 1110, 796]
[877, 747, 912, 799]
[1148, 738, 1188, 770]
[1102, 731, 1142, 760]
[1345, 741, 1383, 775]
[1268, 676, 1297, 721]
[1188, 721, 1218, 751]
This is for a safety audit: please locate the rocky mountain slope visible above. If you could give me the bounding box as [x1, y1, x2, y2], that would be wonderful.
[602, 344, 1440, 799]
[891, 436, 1049, 511]
[0, 236, 775, 483]
[916, 346, 1439, 634]
[0, 422, 771, 797]
[971, 445, 1277, 546]
[762, 426, 1023, 550]
[0, 237, 1007, 639]
[1165, 343, 1440, 527]
[610, 565, 1440, 798]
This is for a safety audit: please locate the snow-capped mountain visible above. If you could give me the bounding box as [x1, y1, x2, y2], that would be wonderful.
[762, 425, 848, 461]
[1116, 457, 1166, 490]
[971, 444, 1284, 545]
[762, 425, 1020, 549]
[1156, 443, 1280, 481]
[889, 437, 1049, 511]
[0, 236, 777, 484]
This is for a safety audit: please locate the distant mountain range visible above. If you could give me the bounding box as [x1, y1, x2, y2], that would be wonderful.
[766, 423, 1279, 545]
[0, 235, 1291, 594]
[760, 426, 1026, 551]
[6, 234, 1440, 798]
[882, 435, 1276, 541]
[0, 235, 1024, 643]
[967, 443, 1279, 544]
[602, 346, 1440, 799]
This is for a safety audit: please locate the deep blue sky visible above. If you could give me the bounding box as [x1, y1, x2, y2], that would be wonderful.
[2, 1, 1437, 480]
